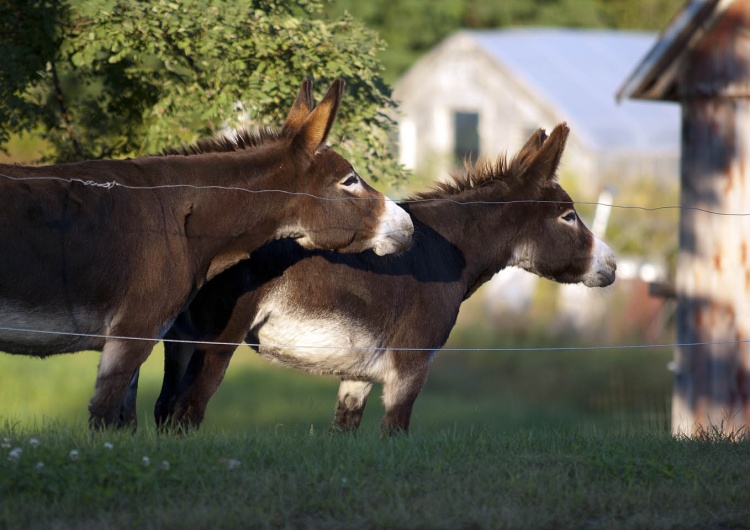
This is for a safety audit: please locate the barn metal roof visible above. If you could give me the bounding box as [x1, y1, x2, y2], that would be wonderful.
[617, 0, 735, 101]
[469, 28, 680, 153]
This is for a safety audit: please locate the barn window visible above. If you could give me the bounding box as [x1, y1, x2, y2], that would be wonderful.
[453, 111, 479, 164]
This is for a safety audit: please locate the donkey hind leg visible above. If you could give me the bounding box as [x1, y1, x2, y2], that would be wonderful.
[380, 353, 430, 436]
[331, 380, 373, 433]
[170, 347, 235, 429]
[88, 338, 156, 430]
[154, 339, 198, 427]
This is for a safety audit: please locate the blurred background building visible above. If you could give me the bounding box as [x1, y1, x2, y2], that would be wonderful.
[393, 28, 681, 335]
[394, 29, 679, 187]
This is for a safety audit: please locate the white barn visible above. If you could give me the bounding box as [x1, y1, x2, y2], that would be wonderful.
[394, 28, 680, 188]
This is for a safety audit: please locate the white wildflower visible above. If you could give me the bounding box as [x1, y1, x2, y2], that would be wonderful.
[142, 456, 150, 467]
[160, 460, 170, 471]
[220, 458, 241, 470]
[35, 461, 44, 472]
[8, 447, 22, 463]
[1, 438, 12, 450]
[103, 442, 113, 450]
[69, 449, 79, 462]
[28, 438, 40, 448]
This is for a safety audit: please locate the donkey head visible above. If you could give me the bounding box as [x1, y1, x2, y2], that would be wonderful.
[278, 79, 413, 256]
[509, 123, 616, 287]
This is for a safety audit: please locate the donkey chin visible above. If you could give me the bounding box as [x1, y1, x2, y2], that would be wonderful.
[292, 200, 413, 256]
[581, 237, 617, 287]
[350, 200, 414, 256]
[371, 230, 413, 256]
[338, 226, 412, 256]
[370, 199, 414, 255]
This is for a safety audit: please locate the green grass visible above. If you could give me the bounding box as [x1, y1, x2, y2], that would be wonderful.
[1, 424, 749, 529]
[0, 296, 692, 527]
[0, 287, 675, 433]
[0, 340, 673, 435]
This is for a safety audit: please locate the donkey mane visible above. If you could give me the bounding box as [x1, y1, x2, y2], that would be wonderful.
[157, 127, 285, 157]
[407, 129, 553, 202]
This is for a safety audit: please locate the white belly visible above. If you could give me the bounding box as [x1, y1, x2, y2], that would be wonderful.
[0, 301, 106, 355]
[250, 300, 389, 380]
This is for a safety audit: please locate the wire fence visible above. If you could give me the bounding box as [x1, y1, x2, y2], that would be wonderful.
[0, 169, 745, 354]
[0, 323, 748, 352]
[2, 170, 750, 215]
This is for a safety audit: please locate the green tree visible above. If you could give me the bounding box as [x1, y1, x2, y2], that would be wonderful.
[324, 0, 682, 82]
[0, 0, 400, 182]
[0, 1, 67, 149]
[598, 0, 683, 30]
[322, 0, 464, 82]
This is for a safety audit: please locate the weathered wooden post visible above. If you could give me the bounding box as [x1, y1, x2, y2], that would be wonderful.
[619, 0, 750, 437]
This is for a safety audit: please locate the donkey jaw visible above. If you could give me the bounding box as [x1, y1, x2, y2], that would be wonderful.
[370, 199, 414, 256]
[582, 237, 617, 287]
[372, 232, 411, 256]
[279, 198, 413, 256]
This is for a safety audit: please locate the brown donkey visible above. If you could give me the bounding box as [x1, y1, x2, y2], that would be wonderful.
[0, 79, 413, 429]
[151, 123, 616, 434]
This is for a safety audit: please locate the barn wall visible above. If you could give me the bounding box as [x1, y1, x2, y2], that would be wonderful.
[394, 34, 578, 182]
[394, 33, 677, 191]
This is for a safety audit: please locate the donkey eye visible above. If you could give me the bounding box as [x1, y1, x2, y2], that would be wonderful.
[340, 175, 359, 187]
[561, 211, 577, 223]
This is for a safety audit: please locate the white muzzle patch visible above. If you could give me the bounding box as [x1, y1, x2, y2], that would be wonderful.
[371, 199, 413, 256]
[582, 237, 616, 287]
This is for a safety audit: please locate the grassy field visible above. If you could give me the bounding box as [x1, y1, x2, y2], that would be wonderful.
[2, 423, 749, 529]
[0, 340, 673, 435]
[0, 287, 674, 434]
[2, 292, 723, 528]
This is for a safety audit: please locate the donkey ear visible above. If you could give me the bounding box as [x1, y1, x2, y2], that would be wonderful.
[527, 122, 569, 181]
[513, 127, 549, 170]
[520, 127, 548, 154]
[292, 78, 345, 155]
[281, 78, 315, 136]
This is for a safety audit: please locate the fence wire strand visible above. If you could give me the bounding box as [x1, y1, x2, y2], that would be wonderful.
[0, 325, 747, 354]
[2, 170, 750, 215]
[0, 170, 745, 355]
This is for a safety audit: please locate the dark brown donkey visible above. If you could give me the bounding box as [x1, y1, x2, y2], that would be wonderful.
[0, 78, 413, 429]
[152, 123, 616, 434]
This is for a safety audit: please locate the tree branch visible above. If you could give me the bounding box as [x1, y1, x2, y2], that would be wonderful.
[50, 59, 84, 160]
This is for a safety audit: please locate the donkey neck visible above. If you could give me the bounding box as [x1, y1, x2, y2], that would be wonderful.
[405, 197, 519, 299]
[143, 149, 298, 281]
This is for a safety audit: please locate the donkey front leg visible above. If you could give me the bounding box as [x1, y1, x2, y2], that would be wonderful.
[331, 380, 373, 433]
[88, 338, 156, 430]
[380, 352, 430, 436]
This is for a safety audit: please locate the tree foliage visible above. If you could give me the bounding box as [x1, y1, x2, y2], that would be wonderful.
[0, 0, 400, 182]
[0, 0, 686, 174]
[324, 0, 683, 82]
